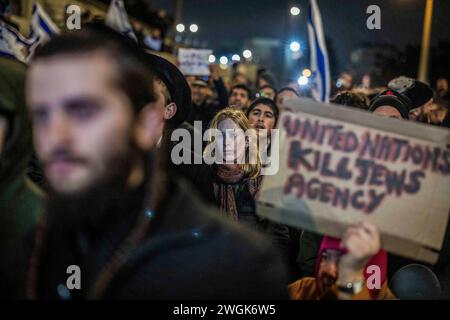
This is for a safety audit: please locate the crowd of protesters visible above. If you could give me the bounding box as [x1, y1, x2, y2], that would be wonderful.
[1, 23, 449, 300]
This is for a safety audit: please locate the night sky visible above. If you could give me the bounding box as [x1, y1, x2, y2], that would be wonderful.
[151, 0, 450, 78]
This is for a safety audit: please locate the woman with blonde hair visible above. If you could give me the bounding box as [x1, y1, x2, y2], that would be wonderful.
[204, 108, 263, 228]
[197, 108, 291, 276]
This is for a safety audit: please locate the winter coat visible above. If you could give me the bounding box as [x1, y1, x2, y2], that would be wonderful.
[30, 179, 289, 299]
[0, 56, 45, 298]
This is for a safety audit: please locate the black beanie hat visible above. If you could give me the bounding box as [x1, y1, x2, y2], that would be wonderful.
[369, 90, 411, 119]
[143, 53, 192, 127]
[246, 98, 279, 122]
[388, 76, 434, 110]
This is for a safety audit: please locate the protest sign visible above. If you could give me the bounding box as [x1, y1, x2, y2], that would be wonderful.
[257, 97, 450, 264]
[178, 48, 211, 76]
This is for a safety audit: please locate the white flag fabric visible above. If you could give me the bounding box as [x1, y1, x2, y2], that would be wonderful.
[0, 19, 32, 62]
[307, 0, 330, 103]
[105, 0, 137, 41]
[29, 2, 60, 43]
[27, 2, 60, 61]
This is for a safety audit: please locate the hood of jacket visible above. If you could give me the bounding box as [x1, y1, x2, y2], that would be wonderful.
[0, 56, 31, 188]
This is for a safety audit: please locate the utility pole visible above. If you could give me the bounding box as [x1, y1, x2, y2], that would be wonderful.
[417, 0, 434, 84]
[174, 0, 183, 27]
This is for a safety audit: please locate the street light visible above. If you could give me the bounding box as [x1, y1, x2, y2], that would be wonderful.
[290, 41, 300, 52]
[189, 24, 199, 32]
[232, 54, 241, 62]
[298, 75, 308, 86]
[176, 24, 185, 32]
[302, 69, 312, 77]
[290, 6, 300, 16]
[209, 54, 216, 63]
[243, 50, 252, 59]
[220, 56, 228, 65]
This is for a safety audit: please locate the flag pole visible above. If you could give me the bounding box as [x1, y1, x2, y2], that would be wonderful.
[417, 0, 434, 84]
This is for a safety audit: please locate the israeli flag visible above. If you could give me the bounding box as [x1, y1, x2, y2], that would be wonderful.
[0, 19, 32, 62]
[29, 2, 60, 43]
[105, 0, 137, 41]
[26, 2, 60, 61]
[307, 0, 330, 103]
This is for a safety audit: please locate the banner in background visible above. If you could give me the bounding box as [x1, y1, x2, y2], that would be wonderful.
[178, 48, 212, 76]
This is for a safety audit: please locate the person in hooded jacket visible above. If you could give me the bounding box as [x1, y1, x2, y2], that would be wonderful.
[289, 222, 395, 300]
[0, 56, 45, 298]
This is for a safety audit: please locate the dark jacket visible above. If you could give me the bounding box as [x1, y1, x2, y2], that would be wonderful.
[31, 179, 288, 299]
[0, 56, 45, 298]
[433, 216, 450, 299]
[164, 121, 204, 182]
[188, 165, 292, 272]
[297, 230, 323, 278]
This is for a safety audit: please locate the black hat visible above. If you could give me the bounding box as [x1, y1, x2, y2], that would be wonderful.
[246, 98, 279, 122]
[388, 76, 434, 110]
[143, 53, 192, 127]
[369, 90, 411, 119]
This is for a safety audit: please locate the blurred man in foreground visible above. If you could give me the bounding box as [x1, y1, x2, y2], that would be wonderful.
[24, 25, 288, 299]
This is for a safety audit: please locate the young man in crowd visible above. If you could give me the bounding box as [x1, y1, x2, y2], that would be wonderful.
[246, 98, 278, 133]
[190, 80, 210, 108]
[186, 64, 228, 131]
[24, 25, 288, 299]
[257, 71, 278, 91]
[143, 52, 193, 149]
[228, 84, 253, 112]
[143, 53, 210, 200]
[258, 85, 276, 101]
[231, 72, 250, 88]
[275, 87, 299, 111]
[436, 77, 450, 104]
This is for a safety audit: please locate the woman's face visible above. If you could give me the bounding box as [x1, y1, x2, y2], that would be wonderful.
[217, 118, 246, 163]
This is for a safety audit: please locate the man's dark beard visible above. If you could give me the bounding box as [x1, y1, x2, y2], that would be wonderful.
[46, 149, 151, 233]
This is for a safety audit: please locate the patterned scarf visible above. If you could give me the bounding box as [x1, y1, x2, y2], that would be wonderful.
[213, 164, 260, 221]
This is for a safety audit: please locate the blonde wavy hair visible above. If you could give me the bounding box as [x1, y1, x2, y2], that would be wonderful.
[206, 108, 261, 179]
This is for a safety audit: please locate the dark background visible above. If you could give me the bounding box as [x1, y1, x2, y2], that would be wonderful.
[126, 0, 450, 86]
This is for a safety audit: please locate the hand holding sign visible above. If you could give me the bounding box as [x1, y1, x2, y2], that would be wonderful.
[339, 221, 381, 273]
